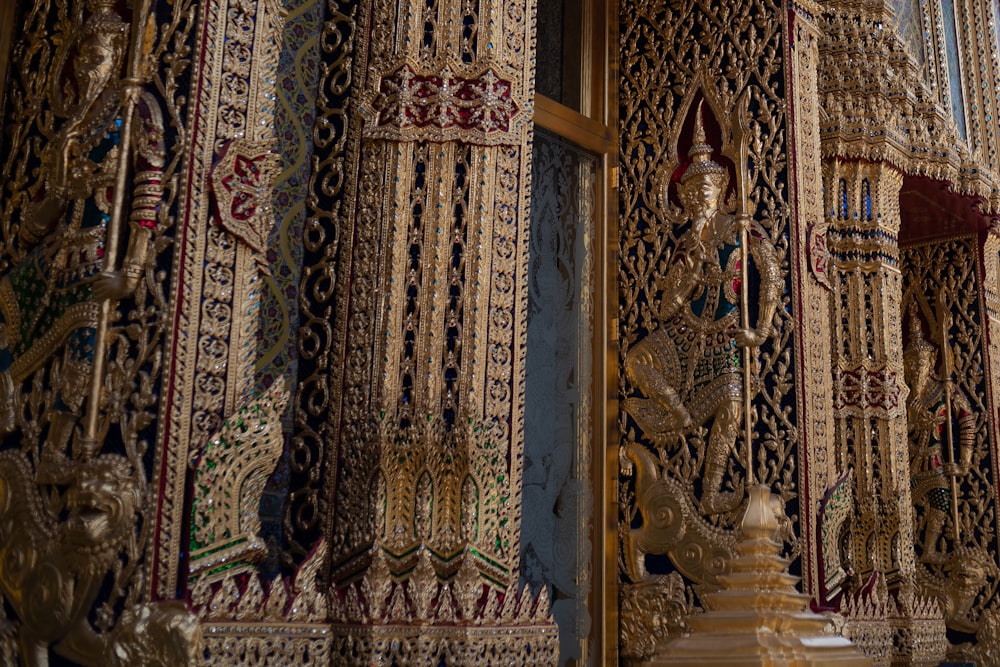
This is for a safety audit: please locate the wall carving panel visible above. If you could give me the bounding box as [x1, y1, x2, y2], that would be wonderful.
[0, 0, 203, 662]
[901, 236, 1000, 656]
[618, 0, 801, 658]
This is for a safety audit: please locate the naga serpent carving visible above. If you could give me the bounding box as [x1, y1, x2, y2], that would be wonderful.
[620, 442, 735, 585]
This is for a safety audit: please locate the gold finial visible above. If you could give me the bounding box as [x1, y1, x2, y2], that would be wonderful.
[681, 100, 726, 183]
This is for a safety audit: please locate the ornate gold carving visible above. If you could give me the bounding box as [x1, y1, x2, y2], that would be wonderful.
[827, 160, 917, 590]
[950, 606, 1000, 664]
[0, 1, 202, 661]
[619, 3, 800, 664]
[106, 602, 202, 667]
[192, 540, 328, 624]
[841, 580, 895, 667]
[329, 546, 558, 664]
[900, 237, 1000, 656]
[287, 0, 362, 562]
[818, 471, 856, 601]
[153, 0, 287, 599]
[201, 624, 331, 666]
[0, 0, 165, 472]
[620, 442, 736, 585]
[623, 101, 781, 517]
[211, 139, 282, 255]
[319, 407, 558, 661]
[0, 450, 201, 665]
[362, 65, 527, 144]
[188, 383, 289, 580]
[903, 303, 974, 563]
[842, 573, 951, 666]
[890, 590, 949, 666]
[919, 546, 996, 634]
[328, 624, 557, 666]
[788, 2, 838, 600]
[619, 574, 693, 664]
[193, 542, 330, 664]
[346, 413, 513, 580]
[818, 5, 995, 197]
[294, 0, 548, 657]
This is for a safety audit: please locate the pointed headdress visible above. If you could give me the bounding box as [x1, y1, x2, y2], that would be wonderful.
[680, 101, 727, 184]
[904, 301, 936, 358]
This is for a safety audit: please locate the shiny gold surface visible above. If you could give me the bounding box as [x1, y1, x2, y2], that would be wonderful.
[6, 0, 1000, 662]
[652, 487, 872, 667]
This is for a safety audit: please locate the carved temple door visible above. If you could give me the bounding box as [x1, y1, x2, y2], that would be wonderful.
[527, 0, 618, 663]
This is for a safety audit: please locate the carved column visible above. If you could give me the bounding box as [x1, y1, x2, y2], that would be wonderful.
[826, 159, 914, 583]
[984, 232, 1000, 495]
[817, 3, 972, 662]
[154, 0, 289, 599]
[314, 0, 558, 661]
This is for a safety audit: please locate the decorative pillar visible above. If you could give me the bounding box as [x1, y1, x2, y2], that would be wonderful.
[305, 0, 558, 661]
[815, 2, 990, 660]
[826, 159, 914, 583]
[983, 232, 1000, 501]
[153, 0, 289, 600]
[824, 157, 953, 666]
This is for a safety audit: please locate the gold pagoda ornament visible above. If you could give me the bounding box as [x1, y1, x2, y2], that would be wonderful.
[652, 485, 872, 667]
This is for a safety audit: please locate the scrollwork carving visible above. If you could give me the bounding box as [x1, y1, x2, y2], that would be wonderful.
[619, 574, 694, 664]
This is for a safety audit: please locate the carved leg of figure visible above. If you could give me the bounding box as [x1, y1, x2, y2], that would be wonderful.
[700, 400, 743, 515]
[661, 384, 692, 431]
[626, 346, 692, 431]
[61, 334, 98, 461]
[921, 506, 948, 564]
[36, 410, 78, 484]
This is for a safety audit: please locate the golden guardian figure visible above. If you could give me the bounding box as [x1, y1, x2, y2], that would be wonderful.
[904, 303, 974, 563]
[624, 108, 780, 514]
[0, 0, 163, 480]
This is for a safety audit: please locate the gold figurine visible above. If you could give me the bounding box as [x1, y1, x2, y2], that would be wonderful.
[903, 302, 974, 563]
[624, 105, 781, 514]
[0, 0, 162, 479]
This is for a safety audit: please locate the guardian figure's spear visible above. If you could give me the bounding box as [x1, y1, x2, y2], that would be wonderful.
[82, 0, 154, 446]
[938, 291, 961, 541]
